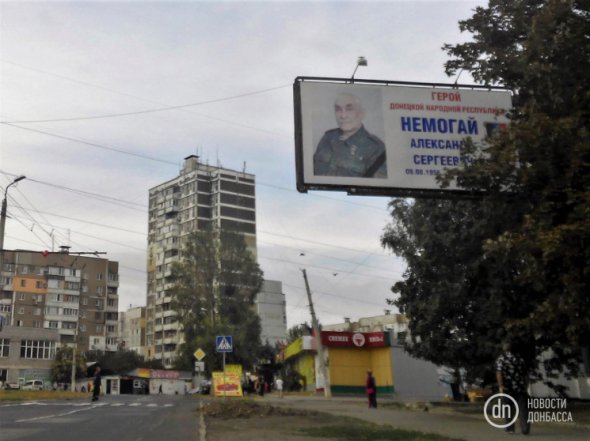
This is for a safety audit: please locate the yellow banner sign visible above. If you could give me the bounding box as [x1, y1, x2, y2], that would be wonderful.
[212, 371, 243, 397]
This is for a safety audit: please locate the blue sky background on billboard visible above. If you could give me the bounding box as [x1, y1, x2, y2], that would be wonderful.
[0, 1, 486, 329]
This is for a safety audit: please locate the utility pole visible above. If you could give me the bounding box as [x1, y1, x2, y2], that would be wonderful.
[301, 269, 331, 398]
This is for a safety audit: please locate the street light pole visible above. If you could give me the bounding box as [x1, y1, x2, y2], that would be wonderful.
[0, 176, 26, 305]
[0, 175, 26, 252]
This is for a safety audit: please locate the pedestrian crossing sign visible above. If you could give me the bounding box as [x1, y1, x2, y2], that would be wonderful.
[216, 335, 233, 352]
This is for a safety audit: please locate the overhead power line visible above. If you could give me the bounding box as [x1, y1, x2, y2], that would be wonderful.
[0, 84, 290, 124]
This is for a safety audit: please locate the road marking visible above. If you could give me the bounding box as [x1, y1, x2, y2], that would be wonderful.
[16, 404, 99, 422]
[129, 403, 142, 407]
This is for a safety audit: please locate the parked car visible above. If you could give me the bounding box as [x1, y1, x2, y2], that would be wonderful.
[22, 380, 44, 391]
[3, 382, 21, 390]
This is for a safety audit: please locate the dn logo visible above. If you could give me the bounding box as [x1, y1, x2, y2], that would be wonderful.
[484, 393, 519, 429]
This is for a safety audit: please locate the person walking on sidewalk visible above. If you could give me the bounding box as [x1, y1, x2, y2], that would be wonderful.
[275, 377, 284, 398]
[366, 369, 377, 408]
[496, 342, 531, 435]
[91, 366, 101, 402]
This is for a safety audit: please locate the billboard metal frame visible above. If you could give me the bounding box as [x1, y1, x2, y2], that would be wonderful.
[294, 76, 512, 199]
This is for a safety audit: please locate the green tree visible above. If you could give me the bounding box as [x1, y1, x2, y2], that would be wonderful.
[382, 0, 590, 389]
[170, 226, 264, 374]
[51, 347, 85, 384]
[85, 349, 151, 375]
[286, 323, 312, 343]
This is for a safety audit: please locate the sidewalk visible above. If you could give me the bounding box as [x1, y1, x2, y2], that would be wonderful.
[263, 394, 590, 441]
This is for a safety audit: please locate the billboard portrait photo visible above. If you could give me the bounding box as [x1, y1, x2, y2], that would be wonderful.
[294, 77, 513, 196]
[311, 86, 387, 179]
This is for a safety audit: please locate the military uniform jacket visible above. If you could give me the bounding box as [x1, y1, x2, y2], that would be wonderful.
[313, 126, 387, 178]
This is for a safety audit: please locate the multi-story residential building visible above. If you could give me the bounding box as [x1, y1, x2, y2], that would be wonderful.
[255, 280, 287, 347]
[118, 306, 146, 356]
[0, 248, 120, 353]
[146, 155, 256, 368]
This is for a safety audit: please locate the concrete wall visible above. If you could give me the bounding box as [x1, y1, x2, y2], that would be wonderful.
[390, 345, 446, 401]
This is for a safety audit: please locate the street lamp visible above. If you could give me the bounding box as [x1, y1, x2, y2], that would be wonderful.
[351, 56, 368, 81]
[0, 175, 26, 251]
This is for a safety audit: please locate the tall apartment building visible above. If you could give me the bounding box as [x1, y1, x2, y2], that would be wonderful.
[118, 306, 146, 356]
[0, 248, 119, 383]
[146, 155, 256, 368]
[255, 280, 287, 347]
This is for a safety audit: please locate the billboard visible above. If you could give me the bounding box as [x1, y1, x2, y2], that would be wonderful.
[294, 77, 512, 197]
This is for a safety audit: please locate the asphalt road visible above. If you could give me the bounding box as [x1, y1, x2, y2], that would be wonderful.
[0, 394, 200, 441]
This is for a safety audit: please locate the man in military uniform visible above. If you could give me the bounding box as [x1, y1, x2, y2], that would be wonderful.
[314, 93, 387, 178]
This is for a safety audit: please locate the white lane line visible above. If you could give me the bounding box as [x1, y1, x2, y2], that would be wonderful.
[16, 404, 99, 423]
[111, 403, 125, 406]
[163, 404, 174, 407]
[129, 403, 142, 407]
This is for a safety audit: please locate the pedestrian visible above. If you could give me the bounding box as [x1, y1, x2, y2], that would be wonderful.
[257, 375, 265, 397]
[496, 341, 531, 435]
[158, 384, 163, 395]
[91, 366, 101, 402]
[275, 377, 284, 398]
[366, 369, 377, 408]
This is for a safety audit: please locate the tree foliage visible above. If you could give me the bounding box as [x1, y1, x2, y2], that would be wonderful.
[51, 347, 85, 383]
[382, 1, 590, 387]
[170, 227, 264, 374]
[85, 349, 152, 375]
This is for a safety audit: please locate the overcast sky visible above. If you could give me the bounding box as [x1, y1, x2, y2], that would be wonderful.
[0, 0, 485, 330]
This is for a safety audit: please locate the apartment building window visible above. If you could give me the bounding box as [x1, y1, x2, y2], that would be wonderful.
[21, 266, 29, 274]
[20, 340, 55, 359]
[32, 321, 41, 328]
[0, 304, 11, 313]
[48, 321, 58, 329]
[35, 281, 45, 289]
[65, 281, 80, 290]
[1, 276, 12, 286]
[20, 279, 26, 288]
[81, 297, 88, 306]
[96, 286, 103, 296]
[80, 310, 86, 318]
[0, 338, 9, 357]
[48, 279, 59, 289]
[96, 325, 103, 333]
[34, 308, 41, 316]
[63, 308, 78, 316]
[96, 273, 104, 280]
[106, 325, 116, 333]
[18, 307, 24, 315]
[16, 320, 24, 327]
[80, 324, 86, 332]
